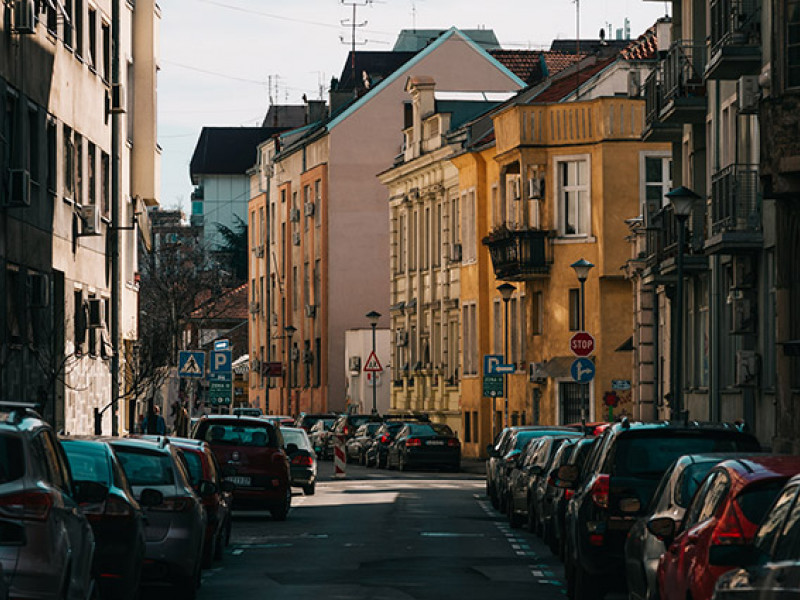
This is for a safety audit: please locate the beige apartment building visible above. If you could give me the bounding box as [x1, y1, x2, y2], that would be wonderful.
[0, 0, 160, 433]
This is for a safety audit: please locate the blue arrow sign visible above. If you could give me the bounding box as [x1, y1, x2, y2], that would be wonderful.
[210, 349, 232, 375]
[484, 354, 515, 375]
[179, 351, 205, 379]
[570, 358, 596, 384]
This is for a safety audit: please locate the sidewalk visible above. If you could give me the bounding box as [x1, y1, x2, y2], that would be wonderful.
[460, 457, 486, 476]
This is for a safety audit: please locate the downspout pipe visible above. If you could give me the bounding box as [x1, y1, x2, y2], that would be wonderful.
[110, 0, 121, 435]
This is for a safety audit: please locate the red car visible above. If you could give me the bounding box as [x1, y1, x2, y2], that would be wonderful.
[193, 415, 291, 520]
[651, 455, 800, 600]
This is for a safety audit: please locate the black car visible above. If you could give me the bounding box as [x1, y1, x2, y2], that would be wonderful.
[61, 438, 153, 600]
[365, 422, 406, 468]
[386, 423, 461, 472]
[345, 422, 382, 464]
[710, 473, 800, 600]
[550, 437, 596, 558]
[332, 414, 383, 441]
[558, 420, 761, 600]
[624, 453, 748, 600]
[294, 413, 338, 433]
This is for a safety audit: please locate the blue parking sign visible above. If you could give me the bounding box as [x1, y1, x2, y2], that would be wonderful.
[210, 349, 232, 375]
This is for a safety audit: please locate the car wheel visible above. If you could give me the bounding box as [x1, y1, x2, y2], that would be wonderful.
[202, 534, 216, 568]
[490, 487, 499, 510]
[271, 487, 292, 521]
[574, 563, 602, 600]
[303, 483, 316, 496]
[508, 499, 522, 529]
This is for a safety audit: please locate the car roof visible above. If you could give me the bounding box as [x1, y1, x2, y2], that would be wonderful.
[198, 414, 276, 426]
[715, 455, 800, 484]
[107, 436, 172, 453]
[0, 404, 50, 432]
[608, 419, 751, 434]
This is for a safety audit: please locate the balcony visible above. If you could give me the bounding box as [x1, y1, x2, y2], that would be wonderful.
[706, 0, 761, 80]
[643, 66, 682, 142]
[654, 205, 709, 277]
[659, 41, 708, 124]
[705, 164, 763, 254]
[482, 227, 552, 281]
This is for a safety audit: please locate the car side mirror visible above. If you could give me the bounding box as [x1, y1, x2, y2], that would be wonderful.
[709, 543, 759, 567]
[73, 480, 109, 504]
[139, 488, 164, 507]
[0, 519, 26, 546]
[554, 464, 579, 488]
[220, 480, 236, 494]
[198, 480, 217, 498]
[647, 516, 676, 543]
[286, 443, 299, 455]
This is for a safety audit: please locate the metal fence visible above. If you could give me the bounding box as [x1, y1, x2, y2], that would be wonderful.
[710, 164, 761, 236]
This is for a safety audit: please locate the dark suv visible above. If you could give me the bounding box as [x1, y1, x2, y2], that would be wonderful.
[558, 420, 760, 600]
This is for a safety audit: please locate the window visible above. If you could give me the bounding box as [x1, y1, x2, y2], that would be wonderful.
[773, 488, 800, 560]
[491, 183, 501, 228]
[87, 294, 97, 356]
[87, 7, 97, 70]
[46, 120, 56, 197]
[292, 266, 298, 310]
[398, 213, 406, 273]
[63, 126, 74, 200]
[531, 291, 543, 335]
[101, 22, 110, 82]
[5, 268, 21, 344]
[27, 107, 39, 188]
[555, 157, 590, 236]
[690, 275, 709, 387]
[462, 302, 478, 376]
[314, 179, 321, 227]
[126, 62, 134, 142]
[461, 189, 477, 262]
[75, 0, 84, 59]
[569, 288, 581, 331]
[314, 337, 321, 387]
[73, 290, 86, 354]
[790, 0, 800, 87]
[493, 299, 502, 355]
[464, 412, 472, 443]
[423, 206, 430, 269]
[303, 185, 310, 232]
[433, 202, 441, 267]
[754, 485, 799, 556]
[641, 153, 672, 224]
[314, 259, 321, 306]
[87, 142, 95, 206]
[63, 0, 73, 48]
[45, 0, 57, 34]
[74, 133, 83, 205]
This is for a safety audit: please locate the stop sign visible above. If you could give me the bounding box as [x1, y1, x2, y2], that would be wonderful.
[570, 332, 595, 357]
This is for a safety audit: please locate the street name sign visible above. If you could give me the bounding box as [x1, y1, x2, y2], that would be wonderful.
[482, 375, 504, 397]
[364, 351, 383, 373]
[178, 351, 205, 379]
[570, 358, 596, 384]
[570, 332, 595, 357]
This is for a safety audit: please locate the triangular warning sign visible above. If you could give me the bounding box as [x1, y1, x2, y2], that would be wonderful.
[182, 355, 202, 376]
[363, 351, 383, 372]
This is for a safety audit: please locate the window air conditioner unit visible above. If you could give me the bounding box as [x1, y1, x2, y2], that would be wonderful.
[87, 298, 105, 329]
[290, 346, 300, 361]
[290, 208, 300, 222]
[5, 169, 31, 208]
[348, 356, 361, 372]
[737, 76, 759, 113]
[249, 301, 260, 314]
[735, 350, 759, 386]
[28, 273, 50, 308]
[304, 304, 317, 318]
[528, 362, 547, 383]
[451, 243, 462, 262]
[13, 0, 36, 34]
[304, 202, 315, 217]
[292, 232, 301, 246]
[79, 204, 102, 236]
[254, 245, 265, 258]
[395, 330, 408, 346]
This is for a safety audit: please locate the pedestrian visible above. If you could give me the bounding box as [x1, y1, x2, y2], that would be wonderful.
[143, 406, 167, 435]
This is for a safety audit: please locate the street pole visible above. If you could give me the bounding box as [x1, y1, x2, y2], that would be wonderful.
[497, 283, 515, 429]
[366, 311, 381, 415]
[285, 325, 296, 416]
[674, 216, 686, 422]
[571, 259, 594, 427]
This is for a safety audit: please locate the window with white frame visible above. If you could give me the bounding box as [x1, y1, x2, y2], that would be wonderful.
[555, 156, 590, 236]
[641, 152, 672, 226]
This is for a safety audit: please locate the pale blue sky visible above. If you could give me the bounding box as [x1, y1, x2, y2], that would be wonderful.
[158, 0, 671, 213]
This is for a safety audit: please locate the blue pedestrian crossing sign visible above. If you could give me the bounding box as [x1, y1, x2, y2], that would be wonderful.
[179, 351, 205, 379]
[571, 358, 595, 384]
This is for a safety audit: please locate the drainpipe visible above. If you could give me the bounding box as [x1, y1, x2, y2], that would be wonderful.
[710, 81, 721, 423]
[109, 0, 121, 435]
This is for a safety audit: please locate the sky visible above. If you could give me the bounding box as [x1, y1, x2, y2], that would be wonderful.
[158, 0, 671, 214]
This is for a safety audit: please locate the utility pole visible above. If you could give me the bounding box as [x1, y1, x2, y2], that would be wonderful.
[340, 0, 372, 98]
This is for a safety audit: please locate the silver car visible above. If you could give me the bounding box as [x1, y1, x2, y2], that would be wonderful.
[109, 437, 206, 600]
[0, 404, 100, 600]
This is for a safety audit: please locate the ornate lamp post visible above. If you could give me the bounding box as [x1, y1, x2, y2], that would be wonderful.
[497, 282, 516, 428]
[366, 310, 381, 414]
[570, 258, 594, 425]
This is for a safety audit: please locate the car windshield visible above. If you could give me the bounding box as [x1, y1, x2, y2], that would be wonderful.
[182, 451, 203, 486]
[613, 434, 760, 478]
[62, 442, 111, 486]
[115, 448, 175, 486]
[282, 430, 311, 449]
[0, 434, 24, 484]
[364, 423, 382, 435]
[737, 480, 787, 524]
[408, 423, 453, 436]
[201, 423, 275, 447]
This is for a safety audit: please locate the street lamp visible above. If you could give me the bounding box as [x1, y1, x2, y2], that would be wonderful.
[570, 258, 594, 425]
[366, 311, 381, 414]
[665, 186, 699, 422]
[284, 324, 296, 415]
[497, 283, 516, 429]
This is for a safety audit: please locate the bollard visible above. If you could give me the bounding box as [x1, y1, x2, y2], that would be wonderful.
[334, 434, 346, 478]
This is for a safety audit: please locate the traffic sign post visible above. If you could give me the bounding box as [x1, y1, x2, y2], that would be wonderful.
[482, 375, 504, 398]
[178, 351, 205, 379]
[570, 358, 596, 383]
[208, 375, 232, 407]
[570, 332, 595, 357]
[363, 351, 383, 373]
[210, 349, 233, 375]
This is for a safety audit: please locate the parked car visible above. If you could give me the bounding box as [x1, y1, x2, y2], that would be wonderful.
[652, 455, 800, 600]
[558, 420, 761, 600]
[332, 414, 383, 443]
[263, 415, 295, 428]
[551, 437, 597, 559]
[486, 426, 579, 509]
[193, 415, 291, 520]
[507, 432, 584, 530]
[280, 427, 318, 495]
[294, 413, 338, 432]
[61, 437, 151, 600]
[0, 403, 102, 600]
[624, 453, 752, 600]
[533, 437, 582, 542]
[386, 423, 461, 472]
[345, 422, 383, 464]
[233, 407, 262, 417]
[308, 418, 337, 459]
[365, 422, 407, 468]
[166, 438, 233, 567]
[710, 473, 800, 600]
[108, 437, 206, 600]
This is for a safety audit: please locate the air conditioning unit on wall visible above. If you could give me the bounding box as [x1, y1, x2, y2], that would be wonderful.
[79, 204, 102, 236]
[13, 0, 36, 34]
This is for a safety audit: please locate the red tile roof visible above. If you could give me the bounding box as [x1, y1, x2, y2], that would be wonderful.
[542, 52, 586, 76]
[191, 283, 249, 321]
[620, 24, 660, 60]
[531, 57, 617, 103]
[489, 50, 586, 85]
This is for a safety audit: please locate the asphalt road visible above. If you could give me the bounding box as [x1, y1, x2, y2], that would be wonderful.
[148, 461, 569, 600]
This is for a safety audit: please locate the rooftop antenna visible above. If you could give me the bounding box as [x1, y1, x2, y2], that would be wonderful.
[411, 0, 416, 31]
[340, 0, 373, 98]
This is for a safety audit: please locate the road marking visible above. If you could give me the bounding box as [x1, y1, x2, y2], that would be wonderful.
[420, 532, 485, 538]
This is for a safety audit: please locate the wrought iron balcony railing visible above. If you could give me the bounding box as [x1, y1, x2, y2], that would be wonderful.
[482, 226, 552, 281]
[710, 164, 761, 236]
[663, 41, 707, 105]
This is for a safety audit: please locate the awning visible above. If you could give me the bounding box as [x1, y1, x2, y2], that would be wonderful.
[542, 356, 577, 378]
[616, 336, 634, 352]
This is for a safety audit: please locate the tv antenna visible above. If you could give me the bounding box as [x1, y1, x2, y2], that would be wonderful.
[340, 0, 373, 98]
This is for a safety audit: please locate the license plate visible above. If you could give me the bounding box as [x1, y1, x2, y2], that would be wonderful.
[427, 440, 445, 446]
[226, 476, 251, 487]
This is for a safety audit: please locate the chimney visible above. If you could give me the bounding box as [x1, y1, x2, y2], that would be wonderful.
[405, 76, 436, 158]
[305, 99, 328, 124]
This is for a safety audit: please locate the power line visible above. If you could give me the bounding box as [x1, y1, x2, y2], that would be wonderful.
[162, 59, 268, 85]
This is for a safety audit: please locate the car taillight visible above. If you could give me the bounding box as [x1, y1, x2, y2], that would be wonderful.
[292, 455, 314, 466]
[406, 438, 422, 447]
[711, 502, 747, 545]
[380, 434, 390, 444]
[151, 496, 192, 513]
[590, 474, 610, 509]
[565, 489, 575, 500]
[103, 495, 134, 518]
[0, 490, 53, 521]
[344, 426, 351, 436]
[447, 438, 460, 447]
